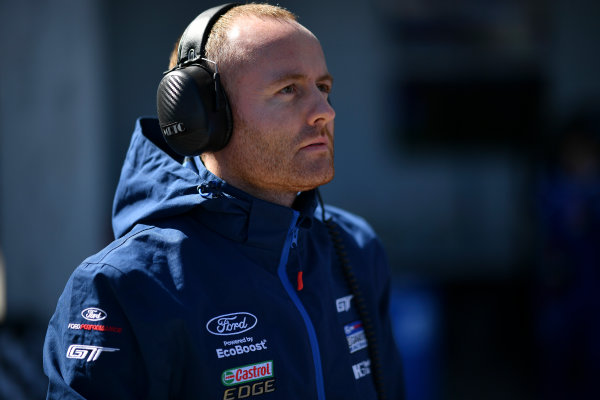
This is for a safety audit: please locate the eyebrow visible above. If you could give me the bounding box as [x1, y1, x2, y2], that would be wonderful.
[267, 72, 334, 87]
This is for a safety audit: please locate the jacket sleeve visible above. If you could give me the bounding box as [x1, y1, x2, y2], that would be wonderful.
[43, 263, 148, 400]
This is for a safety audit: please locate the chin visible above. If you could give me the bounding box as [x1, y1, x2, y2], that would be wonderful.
[319, 169, 335, 186]
[296, 167, 335, 191]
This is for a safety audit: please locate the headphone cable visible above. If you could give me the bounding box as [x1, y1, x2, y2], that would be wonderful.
[316, 190, 387, 400]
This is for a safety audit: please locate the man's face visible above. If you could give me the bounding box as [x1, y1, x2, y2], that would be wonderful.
[213, 17, 335, 203]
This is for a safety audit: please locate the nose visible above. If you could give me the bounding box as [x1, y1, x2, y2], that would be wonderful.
[307, 89, 335, 127]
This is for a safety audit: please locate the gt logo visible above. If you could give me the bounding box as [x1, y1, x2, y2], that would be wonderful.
[336, 295, 353, 313]
[66, 344, 119, 362]
[223, 379, 275, 399]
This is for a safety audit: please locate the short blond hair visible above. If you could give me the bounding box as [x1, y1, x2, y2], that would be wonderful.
[168, 4, 296, 70]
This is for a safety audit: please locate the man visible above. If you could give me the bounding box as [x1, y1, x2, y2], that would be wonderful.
[43, 3, 404, 399]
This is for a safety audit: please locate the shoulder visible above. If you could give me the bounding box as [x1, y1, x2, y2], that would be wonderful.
[319, 204, 391, 298]
[57, 223, 195, 319]
[322, 204, 379, 248]
[69, 223, 193, 294]
[85, 223, 187, 271]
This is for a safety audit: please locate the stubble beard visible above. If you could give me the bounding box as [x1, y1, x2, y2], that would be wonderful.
[226, 120, 335, 196]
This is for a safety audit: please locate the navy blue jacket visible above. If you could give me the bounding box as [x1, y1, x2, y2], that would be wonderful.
[43, 118, 404, 399]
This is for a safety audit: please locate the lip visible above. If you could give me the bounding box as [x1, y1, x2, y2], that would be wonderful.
[299, 138, 329, 151]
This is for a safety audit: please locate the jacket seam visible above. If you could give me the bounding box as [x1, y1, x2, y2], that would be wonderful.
[98, 226, 155, 264]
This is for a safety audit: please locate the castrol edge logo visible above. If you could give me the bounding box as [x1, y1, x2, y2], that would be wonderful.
[206, 312, 258, 336]
[222, 361, 274, 386]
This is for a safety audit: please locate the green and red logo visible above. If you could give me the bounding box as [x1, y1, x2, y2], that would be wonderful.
[222, 361, 274, 386]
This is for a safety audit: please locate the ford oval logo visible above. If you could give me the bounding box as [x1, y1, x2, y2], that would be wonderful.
[81, 307, 107, 321]
[206, 312, 257, 336]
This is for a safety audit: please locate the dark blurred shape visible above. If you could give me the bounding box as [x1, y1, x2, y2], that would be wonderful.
[0, 321, 47, 400]
[400, 77, 543, 150]
[534, 107, 600, 399]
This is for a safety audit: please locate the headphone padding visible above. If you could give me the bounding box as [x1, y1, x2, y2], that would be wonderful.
[157, 65, 232, 156]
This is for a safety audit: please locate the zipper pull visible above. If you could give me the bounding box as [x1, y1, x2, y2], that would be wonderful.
[297, 271, 304, 291]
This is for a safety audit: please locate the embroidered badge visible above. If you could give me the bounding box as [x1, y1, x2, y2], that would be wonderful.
[344, 320, 368, 354]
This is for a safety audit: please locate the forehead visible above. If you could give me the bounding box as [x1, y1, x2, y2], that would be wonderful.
[228, 17, 329, 84]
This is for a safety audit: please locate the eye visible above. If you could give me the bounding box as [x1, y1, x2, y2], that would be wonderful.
[279, 85, 296, 95]
[317, 83, 331, 94]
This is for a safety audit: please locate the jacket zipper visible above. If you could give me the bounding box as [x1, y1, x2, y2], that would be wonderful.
[291, 228, 304, 291]
[277, 212, 326, 400]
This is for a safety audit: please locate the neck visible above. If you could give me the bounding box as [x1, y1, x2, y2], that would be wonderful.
[202, 156, 297, 207]
[227, 178, 298, 207]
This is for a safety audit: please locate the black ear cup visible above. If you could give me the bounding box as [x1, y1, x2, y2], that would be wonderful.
[157, 64, 232, 155]
[156, 3, 239, 156]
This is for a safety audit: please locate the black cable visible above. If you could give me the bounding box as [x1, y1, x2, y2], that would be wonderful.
[316, 190, 387, 400]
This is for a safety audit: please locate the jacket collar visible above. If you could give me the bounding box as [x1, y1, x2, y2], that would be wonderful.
[192, 163, 317, 245]
[113, 118, 318, 264]
[190, 162, 319, 272]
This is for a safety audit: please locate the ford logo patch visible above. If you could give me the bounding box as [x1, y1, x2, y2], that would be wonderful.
[81, 307, 107, 321]
[206, 312, 257, 336]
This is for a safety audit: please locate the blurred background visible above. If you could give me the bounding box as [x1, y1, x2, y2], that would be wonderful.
[1, 0, 599, 398]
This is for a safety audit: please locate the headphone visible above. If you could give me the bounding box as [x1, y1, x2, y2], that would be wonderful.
[156, 3, 240, 156]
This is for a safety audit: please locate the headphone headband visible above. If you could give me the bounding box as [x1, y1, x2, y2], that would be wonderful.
[177, 3, 240, 65]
